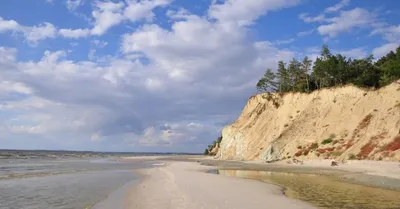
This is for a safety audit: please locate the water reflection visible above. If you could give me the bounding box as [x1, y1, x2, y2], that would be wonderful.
[217, 170, 400, 209]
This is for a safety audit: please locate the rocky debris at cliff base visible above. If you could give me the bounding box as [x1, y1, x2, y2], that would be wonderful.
[286, 158, 304, 165]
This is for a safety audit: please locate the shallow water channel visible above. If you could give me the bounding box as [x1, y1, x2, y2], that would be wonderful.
[214, 170, 400, 209]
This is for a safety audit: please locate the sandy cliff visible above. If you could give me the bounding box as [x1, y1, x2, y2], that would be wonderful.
[216, 81, 400, 162]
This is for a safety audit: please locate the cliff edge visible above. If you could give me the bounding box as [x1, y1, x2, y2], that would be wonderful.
[216, 81, 400, 162]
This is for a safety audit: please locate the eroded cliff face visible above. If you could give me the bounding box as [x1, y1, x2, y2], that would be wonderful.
[217, 81, 400, 162]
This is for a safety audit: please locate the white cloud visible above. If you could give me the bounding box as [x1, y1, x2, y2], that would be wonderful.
[166, 8, 191, 20]
[317, 8, 375, 37]
[0, 0, 299, 152]
[0, 17, 20, 32]
[0, 17, 57, 44]
[124, 0, 172, 22]
[92, 39, 108, 48]
[91, 1, 125, 35]
[91, 0, 172, 36]
[299, 13, 326, 23]
[208, 0, 301, 26]
[0, 47, 17, 63]
[337, 47, 367, 59]
[371, 25, 400, 43]
[66, 0, 83, 11]
[297, 29, 314, 37]
[21, 22, 57, 44]
[325, 0, 350, 13]
[9, 125, 45, 134]
[274, 38, 295, 45]
[0, 81, 32, 95]
[59, 28, 90, 38]
[372, 43, 399, 58]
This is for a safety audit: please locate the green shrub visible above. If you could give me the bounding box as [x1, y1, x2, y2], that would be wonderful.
[322, 138, 333, 145]
[348, 153, 356, 160]
[217, 136, 223, 143]
[310, 143, 319, 150]
[321, 134, 336, 145]
[303, 150, 309, 156]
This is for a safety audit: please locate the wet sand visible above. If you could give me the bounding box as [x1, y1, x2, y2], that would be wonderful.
[121, 156, 400, 209]
[151, 156, 400, 191]
[124, 161, 315, 209]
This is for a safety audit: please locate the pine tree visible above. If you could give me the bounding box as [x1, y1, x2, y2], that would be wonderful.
[256, 68, 277, 92]
[302, 56, 312, 92]
[288, 58, 302, 92]
[276, 61, 290, 93]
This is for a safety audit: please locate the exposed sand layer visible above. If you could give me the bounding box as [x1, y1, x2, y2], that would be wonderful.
[216, 81, 400, 161]
[125, 161, 315, 209]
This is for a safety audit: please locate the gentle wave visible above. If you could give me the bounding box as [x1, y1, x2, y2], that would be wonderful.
[152, 163, 166, 166]
[0, 169, 101, 180]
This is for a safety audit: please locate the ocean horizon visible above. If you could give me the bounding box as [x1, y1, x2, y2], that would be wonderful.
[0, 150, 171, 209]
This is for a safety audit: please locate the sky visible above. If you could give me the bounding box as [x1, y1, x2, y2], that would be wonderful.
[0, 0, 399, 153]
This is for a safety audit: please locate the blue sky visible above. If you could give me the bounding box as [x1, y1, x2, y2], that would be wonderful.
[0, 0, 399, 152]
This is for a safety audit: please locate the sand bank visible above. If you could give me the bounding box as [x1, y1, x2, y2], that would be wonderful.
[124, 161, 315, 209]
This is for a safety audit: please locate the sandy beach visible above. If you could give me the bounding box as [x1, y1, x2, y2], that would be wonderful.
[124, 161, 315, 209]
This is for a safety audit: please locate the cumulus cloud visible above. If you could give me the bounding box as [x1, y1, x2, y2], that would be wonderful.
[66, 0, 83, 11]
[298, 13, 326, 23]
[372, 43, 399, 58]
[337, 47, 367, 59]
[208, 0, 301, 26]
[299, 1, 390, 39]
[59, 28, 90, 38]
[325, 0, 350, 13]
[124, 0, 172, 22]
[0, 17, 57, 44]
[317, 8, 376, 37]
[91, 1, 125, 35]
[0, 17, 20, 32]
[370, 25, 400, 43]
[0, 1, 297, 151]
[91, 0, 172, 36]
[21, 22, 57, 44]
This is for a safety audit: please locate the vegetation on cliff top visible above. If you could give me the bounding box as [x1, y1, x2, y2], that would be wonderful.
[256, 45, 400, 94]
[204, 136, 222, 155]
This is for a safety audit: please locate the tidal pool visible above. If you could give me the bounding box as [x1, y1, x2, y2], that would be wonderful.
[215, 170, 400, 209]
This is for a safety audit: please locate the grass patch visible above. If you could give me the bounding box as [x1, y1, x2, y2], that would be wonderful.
[303, 150, 310, 156]
[310, 143, 319, 150]
[321, 134, 336, 145]
[348, 153, 356, 160]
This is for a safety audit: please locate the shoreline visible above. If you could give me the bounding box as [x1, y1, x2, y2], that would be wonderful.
[124, 161, 315, 209]
[119, 156, 400, 209]
[152, 156, 400, 191]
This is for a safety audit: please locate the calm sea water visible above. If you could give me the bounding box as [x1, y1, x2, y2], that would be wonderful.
[216, 170, 400, 209]
[0, 150, 165, 209]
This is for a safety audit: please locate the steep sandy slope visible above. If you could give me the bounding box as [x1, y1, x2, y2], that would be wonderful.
[216, 81, 400, 162]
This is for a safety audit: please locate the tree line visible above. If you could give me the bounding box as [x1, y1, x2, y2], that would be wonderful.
[256, 45, 400, 93]
[204, 135, 222, 155]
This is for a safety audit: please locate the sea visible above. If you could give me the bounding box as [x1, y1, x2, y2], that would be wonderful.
[0, 150, 186, 209]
